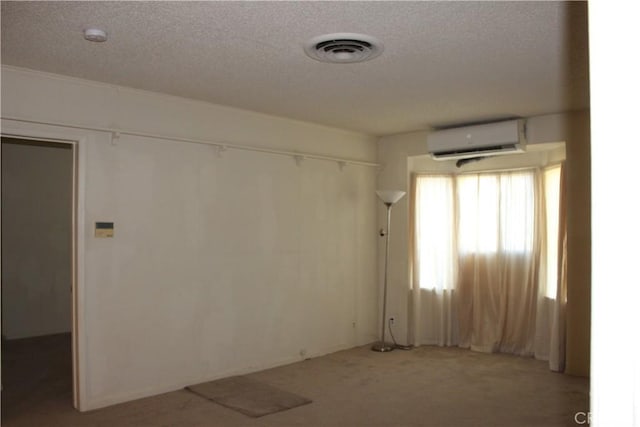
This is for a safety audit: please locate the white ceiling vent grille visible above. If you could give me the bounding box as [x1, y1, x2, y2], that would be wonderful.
[304, 33, 383, 63]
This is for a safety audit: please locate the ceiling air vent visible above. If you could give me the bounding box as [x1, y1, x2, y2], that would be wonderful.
[304, 33, 383, 63]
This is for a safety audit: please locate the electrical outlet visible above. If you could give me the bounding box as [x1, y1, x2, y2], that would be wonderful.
[389, 316, 396, 325]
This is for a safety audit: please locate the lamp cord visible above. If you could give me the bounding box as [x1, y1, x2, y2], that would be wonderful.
[388, 318, 413, 351]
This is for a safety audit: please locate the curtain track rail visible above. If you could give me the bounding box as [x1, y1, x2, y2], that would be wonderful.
[1, 116, 380, 168]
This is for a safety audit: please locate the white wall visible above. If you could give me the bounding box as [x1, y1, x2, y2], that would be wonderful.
[1, 140, 73, 339]
[589, 2, 640, 425]
[1, 66, 378, 410]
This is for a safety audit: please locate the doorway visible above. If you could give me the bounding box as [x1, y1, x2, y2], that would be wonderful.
[1, 136, 78, 419]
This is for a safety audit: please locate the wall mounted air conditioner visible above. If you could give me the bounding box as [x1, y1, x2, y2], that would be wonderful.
[427, 119, 526, 161]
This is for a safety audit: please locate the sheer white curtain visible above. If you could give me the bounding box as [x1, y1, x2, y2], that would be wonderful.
[411, 166, 564, 365]
[410, 175, 458, 346]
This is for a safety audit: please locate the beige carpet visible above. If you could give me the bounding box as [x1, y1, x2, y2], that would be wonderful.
[186, 375, 312, 417]
[1, 334, 589, 427]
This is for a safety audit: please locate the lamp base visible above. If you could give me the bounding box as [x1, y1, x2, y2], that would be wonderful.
[371, 341, 394, 352]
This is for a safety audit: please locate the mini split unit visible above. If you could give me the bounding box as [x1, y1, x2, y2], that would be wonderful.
[427, 119, 526, 161]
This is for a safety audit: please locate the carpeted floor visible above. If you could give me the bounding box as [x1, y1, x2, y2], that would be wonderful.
[1, 334, 589, 426]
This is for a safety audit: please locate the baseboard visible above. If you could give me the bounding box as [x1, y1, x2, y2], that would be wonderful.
[81, 341, 358, 412]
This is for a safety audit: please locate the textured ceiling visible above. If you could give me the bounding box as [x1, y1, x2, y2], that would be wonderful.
[1, 1, 589, 136]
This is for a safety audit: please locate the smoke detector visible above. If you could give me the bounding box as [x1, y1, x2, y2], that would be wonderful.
[84, 28, 107, 42]
[304, 33, 383, 63]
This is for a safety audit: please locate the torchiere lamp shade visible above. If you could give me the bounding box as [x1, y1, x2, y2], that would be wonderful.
[376, 190, 406, 205]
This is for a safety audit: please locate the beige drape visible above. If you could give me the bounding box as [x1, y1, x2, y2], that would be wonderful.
[456, 171, 541, 355]
[457, 252, 540, 354]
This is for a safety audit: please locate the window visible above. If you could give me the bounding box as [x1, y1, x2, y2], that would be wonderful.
[457, 171, 535, 254]
[415, 175, 455, 292]
[412, 164, 565, 356]
[543, 165, 561, 298]
[415, 168, 560, 292]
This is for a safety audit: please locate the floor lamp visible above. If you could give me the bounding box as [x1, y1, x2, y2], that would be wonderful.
[372, 190, 406, 352]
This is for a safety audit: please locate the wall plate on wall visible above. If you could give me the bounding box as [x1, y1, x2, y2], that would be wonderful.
[95, 222, 114, 238]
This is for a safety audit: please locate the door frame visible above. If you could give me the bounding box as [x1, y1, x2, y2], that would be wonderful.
[1, 120, 86, 410]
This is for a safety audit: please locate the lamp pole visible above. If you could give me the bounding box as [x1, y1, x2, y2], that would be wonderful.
[372, 190, 405, 352]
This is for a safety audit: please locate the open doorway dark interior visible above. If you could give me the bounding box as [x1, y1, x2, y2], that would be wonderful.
[1, 137, 74, 422]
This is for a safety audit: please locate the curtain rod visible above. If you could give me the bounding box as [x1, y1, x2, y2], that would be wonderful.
[1, 115, 380, 168]
[414, 164, 563, 177]
[457, 165, 540, 175]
